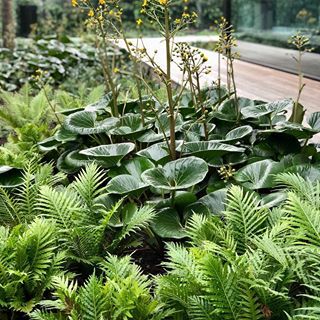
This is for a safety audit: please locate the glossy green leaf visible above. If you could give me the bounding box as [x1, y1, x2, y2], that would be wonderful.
[151, 208, 187, 239]
[64, 110, 119, 135]
[224, 125, 253, 142]
[137, 142, 171, 164]
[38, 136, 60, 152]
[241, 99, 293, 119]
[108, 157, 155, 178]
[185, 188, 227, 216]
[80, 143, 135, 168]
[84, 94, 112, 112]
[0, 166, 24, 188]
[107, 174, 148, 197]
[138, 113, 184, 143]
[141, 156, 208, 191]
[215, 97, 256, 121]
[64, 150, 91, 168]
[234, 159, 282, 190]
[178, 141, 245, 159]
[111, 113, 152, 138]
[261, 192, 287, 208]
[54, 126, 78, 142]
[307, 112, 320, 131]
[276, 121, 316, 139]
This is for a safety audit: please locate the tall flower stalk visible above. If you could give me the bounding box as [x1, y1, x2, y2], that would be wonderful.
[215, 17, 240, 121]
[288, 32, 313, 123]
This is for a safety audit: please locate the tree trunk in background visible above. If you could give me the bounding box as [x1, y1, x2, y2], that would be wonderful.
[2, 0, 15, 49]
[196, 1, 203, 28]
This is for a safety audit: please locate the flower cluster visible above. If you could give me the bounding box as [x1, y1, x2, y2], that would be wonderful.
[173, 42, 211, 76]
[218, 165, 236, 182]
[214, 17, 239, 60]
[288, 32, 313, 53]
[138, 0, 197, 32]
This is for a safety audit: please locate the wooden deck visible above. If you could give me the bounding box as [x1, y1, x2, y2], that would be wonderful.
[118, 36, 320, 116]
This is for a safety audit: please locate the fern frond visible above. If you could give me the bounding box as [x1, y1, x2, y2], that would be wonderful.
[101, 255, 148, 287]
[0, 187, 20, 225]
[285, 192, 320, 247]
[72, 163, 107, 211]
[79, 274, 108, 320]
[156, 274, 191, 317]
[67, 225, 104, 265]
[238, 282, 264, 320]
[186, 214, 219, 245]
[188, 296, 216, 320]
[110, 205, 155, 251]
[201, 255, 238, 320]
[37, 186, 81, 232]
[30, 310, 65, 320]
[16, 159, 39, 220]
[225, 186, 268, 254]
[15, 218, 57, 284]
[163, 242, 204, 286]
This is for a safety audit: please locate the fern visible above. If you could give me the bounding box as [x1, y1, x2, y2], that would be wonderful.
[224, 186, 268, 254]
[276, 173, 320, 207]
[72, 163, 107, 212]
[285, 192, 320, 247]
[162, 242, 204, 286]
[110, 205, 155, 251]
[188, 296, 216, 320]
[15, 218, 58, 285]
[0, 187, 20, 225]
[37, 186, 82, 232]
[79, 274, 109, 320]
[201, 255, 238, 320]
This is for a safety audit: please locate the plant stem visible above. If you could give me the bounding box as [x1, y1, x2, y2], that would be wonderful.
[41, 84, 62, 126]
[164, 5, 176, 160]
[171, 190, 176, 207]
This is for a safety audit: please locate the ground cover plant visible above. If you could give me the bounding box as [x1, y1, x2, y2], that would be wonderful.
[0, 0, 320, 319]
[0, 35, 116, 91]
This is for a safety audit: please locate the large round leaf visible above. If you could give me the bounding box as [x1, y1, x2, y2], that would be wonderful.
[234, 159, 282, 190]
[241, 99, 293, 119]
[151, 208, 187, 239]
[224, 125, 253, 142]
[177, 141, 245, 159]
[64, 150, 92, 168]
[137, 142, 171, 165]
[57, 151, 80, 174]
[54, 126, 78, 142]
[0, 166, 24, 188]
[111, 113, 152, 138]
[182, 122, 216, 142]
[138, 113, 184, 143]
[276, 122, 316, 139]
[185, 188, 227, 216]
[215, 97, 256, 122]
[79, 143, 135, 168]
[38, 136, 61, 152]
[107, 174, 148, 197]
[84, 94, 112, 112]
[64, 110, 119, 135]
[141, 156, 208, 191]
[108, 157, 155, 179]
[261, 192, 287, 208]
[307, 112, 320, 132]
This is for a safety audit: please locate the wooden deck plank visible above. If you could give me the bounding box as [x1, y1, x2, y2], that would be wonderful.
[118, 36, 320, 115]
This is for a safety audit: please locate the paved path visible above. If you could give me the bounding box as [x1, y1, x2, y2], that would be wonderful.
[118, 36, 320, 116]
[236, 41, 320, 81]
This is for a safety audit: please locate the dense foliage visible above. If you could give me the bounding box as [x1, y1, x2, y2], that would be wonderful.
[0, 35, 111, 91]
[0, 0, 320, 319]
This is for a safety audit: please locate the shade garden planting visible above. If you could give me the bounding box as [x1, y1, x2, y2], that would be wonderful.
[1, 0, 320, 319]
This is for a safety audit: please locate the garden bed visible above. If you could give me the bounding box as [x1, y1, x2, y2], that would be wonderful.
[1, 1, 320, 319]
